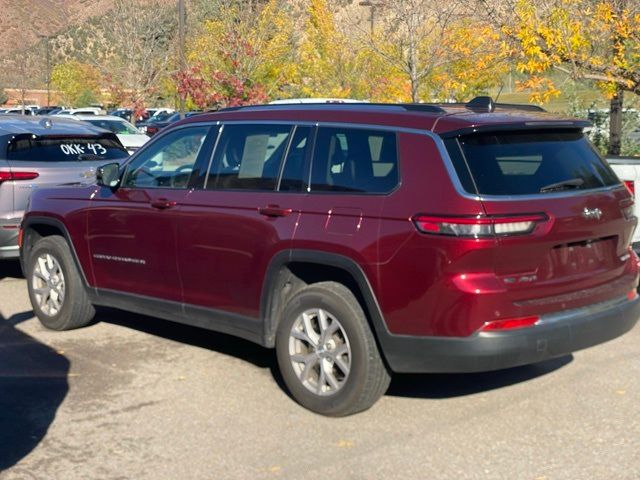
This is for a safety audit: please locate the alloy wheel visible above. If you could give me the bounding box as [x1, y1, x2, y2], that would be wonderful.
[32, 253, 66, 317]
[288, 308, 351, 396]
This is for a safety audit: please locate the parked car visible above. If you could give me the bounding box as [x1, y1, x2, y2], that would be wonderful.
[35, 106, 63, 115]
[146, 107, 175, 118]
[68, 115, 150, 155]
[54, 107, 104, 116]
[0, 115, 128, 259]
[137, 111, 174, 134]
[108, 108, 132, 120]
[143, 111, 202, 137]
[606, 156, 640, 251]
[1, 107, 36, 115]
[108, 108, 175, 126]
[20, 98, 640, 416]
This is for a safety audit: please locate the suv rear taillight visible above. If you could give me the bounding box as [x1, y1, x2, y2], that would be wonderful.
[620, 197, 635, 220]
[0, 171, 39, 183]
[413, 213, 548, 238]
[624, 180, 635, 197]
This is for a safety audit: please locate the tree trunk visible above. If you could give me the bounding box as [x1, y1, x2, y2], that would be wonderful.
[608, 87, 623, 156]
[408, 31, 418, 102]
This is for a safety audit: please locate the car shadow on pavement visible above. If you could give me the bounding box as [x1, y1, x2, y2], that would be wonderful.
[97, 307, 574, 403]
[97, 308, 299, 400]
[387, 354, 573, 399]
[97, 307, 276, 370]
[0, 260, 24, 281]
[0, 310, 70, 471]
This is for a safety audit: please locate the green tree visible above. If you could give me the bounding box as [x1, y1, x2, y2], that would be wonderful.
[75, 89, 98, 108]
[50, 61, 101, 106]
[0, 88, 7, 105]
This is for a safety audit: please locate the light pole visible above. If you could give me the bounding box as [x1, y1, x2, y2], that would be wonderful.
[358, 1, 385, 35]
[178, 0, 186, 119]
[37, 34, 52, 107]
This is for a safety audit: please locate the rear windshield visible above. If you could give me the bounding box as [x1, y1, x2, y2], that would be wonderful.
[7, 134, 128, 162]
[445, 130, 620, 196]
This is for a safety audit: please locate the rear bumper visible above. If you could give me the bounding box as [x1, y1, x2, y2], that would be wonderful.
[381, 295, 640, 373]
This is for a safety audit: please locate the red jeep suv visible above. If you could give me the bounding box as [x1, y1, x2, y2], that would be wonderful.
[20, 97, 640, 416]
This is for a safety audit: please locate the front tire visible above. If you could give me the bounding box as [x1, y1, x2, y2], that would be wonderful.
[276, 281, 390, 416]
[27, 235, 95, 331]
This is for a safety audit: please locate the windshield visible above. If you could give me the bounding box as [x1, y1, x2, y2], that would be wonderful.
[7, 134, 128, 162]
[445, 130, 620, 196]
[85, 119, 141, 135]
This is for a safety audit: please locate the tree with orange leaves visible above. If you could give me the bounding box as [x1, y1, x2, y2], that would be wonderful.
[482, 0, 640, 154]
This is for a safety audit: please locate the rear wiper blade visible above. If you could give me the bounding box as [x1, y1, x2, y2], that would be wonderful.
[540, 178, 584, 193]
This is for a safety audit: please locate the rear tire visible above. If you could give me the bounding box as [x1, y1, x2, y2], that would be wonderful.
[275, 281, 390, 416]
[27, 235, 95, 330]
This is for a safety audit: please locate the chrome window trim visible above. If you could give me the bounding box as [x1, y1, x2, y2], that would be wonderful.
[275, 125, 298, 192]
[202, 124, 223, 190]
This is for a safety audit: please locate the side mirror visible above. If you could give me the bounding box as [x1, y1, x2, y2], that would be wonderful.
[96, 163, 121, 189]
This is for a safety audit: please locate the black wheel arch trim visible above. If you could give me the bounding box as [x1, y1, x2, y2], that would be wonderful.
[20, 216, 93, 290]
[260, 249, 393, 353]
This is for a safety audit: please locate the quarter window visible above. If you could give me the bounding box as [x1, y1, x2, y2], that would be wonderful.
[206, 124, 292, 191]
[310, 127, 398, 193]
[122, 126, 209, 189]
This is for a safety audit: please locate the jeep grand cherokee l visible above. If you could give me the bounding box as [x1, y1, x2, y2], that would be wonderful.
[19, 97, 640, 416]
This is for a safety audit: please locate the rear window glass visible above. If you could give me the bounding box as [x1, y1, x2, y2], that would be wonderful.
[7, 134, 128, 162]
[445, 130, 619, 196]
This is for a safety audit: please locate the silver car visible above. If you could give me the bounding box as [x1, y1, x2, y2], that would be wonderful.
[0, 115, 128, 259]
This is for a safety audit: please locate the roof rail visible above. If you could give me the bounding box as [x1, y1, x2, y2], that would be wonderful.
[216, 97, 545, 114]
[422, 96, 545, 113]
[218, 103, 448, 113]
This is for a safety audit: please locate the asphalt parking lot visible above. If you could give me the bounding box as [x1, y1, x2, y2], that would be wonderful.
[1, 260, 639, 480]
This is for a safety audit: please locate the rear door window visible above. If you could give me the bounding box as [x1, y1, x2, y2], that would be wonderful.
[310, 127, 398, 193]
[205, 124, 293, 191]
[7, 134, 128, 162]
[445, 130, 619, 196]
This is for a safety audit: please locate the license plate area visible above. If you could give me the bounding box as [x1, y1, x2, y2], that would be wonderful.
[544, 236, 617, 278]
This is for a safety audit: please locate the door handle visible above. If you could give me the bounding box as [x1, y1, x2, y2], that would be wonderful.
[259, 205, 292, 217]
[151, 199, 177, 210]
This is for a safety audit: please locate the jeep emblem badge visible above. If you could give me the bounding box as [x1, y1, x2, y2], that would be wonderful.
[582, 207, 602, 220]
